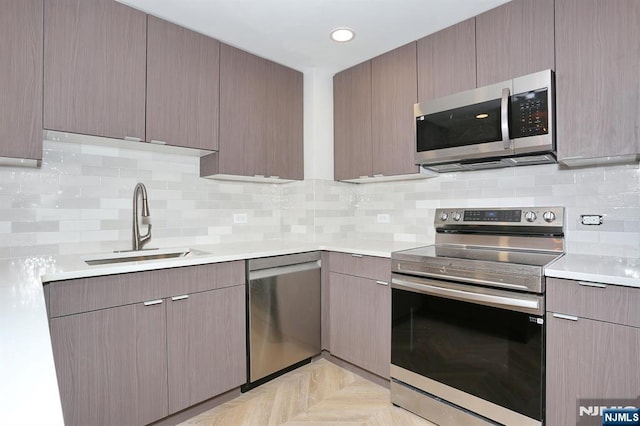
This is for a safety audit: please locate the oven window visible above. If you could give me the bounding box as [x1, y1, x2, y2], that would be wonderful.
[391, 288, 544, 421]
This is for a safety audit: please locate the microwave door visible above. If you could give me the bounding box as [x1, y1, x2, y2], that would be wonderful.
[416, 99, 513, 164]
[415, 79, 515, 165]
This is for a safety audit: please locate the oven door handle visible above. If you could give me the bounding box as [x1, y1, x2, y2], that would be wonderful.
[391, 277, 543, 315]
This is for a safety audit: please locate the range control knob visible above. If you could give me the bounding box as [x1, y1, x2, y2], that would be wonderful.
[452, 212, 462, 221]
[439, 212, 449, 221]
[524, 211, 537, 222]
[543, 211, 556, 223]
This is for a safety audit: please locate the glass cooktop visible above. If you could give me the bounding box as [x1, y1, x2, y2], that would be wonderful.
[392, 244, 564, 268]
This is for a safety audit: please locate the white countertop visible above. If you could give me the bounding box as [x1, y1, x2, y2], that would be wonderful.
[0, 238, 420, 426]
[545, 253, 640, 288]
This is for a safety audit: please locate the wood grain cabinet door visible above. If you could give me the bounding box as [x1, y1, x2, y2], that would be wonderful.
[476, 0, 555, 86]
[204, 44, 303, 180]
[146, 16, 220, 151]
[371, 42, 419, 177]
[546, 314, 640, 426]
[333, 61, 373, 180]
[218, 44, 268, 177]
[555, 0, 640, 161]
[329, 272, 391, 378]
[0, 0, 43, 162]
[265, 61, 304, 180]
[49, 302, 168, 426]
[417, 18, 477, 102]
[43, 0, 146, 140]
[166, 286, 246, 413]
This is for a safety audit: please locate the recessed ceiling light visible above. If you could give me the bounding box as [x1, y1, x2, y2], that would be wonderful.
[475, 113, 489, 119]
[330, 27, 355, 43]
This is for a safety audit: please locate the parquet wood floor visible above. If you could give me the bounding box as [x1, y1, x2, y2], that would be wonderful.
[181, 358, 435, 426]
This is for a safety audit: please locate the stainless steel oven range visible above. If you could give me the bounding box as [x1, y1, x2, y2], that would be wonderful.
[390, 207, 565, 426]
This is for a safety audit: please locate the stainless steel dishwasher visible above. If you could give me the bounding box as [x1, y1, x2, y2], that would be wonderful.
[243, 252, 321, 391]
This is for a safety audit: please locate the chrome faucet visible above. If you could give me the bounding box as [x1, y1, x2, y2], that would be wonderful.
[132, 182, 152, 251]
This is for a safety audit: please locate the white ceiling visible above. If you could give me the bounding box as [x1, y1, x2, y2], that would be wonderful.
[116, 0, 511, 74]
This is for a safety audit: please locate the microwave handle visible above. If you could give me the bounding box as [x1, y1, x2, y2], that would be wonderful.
[501, 87, 511, 150]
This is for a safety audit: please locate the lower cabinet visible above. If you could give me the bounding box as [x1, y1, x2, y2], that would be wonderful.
[327, 253, 391, 378]
[167, 286, 245, 413]
[546, 314, 640, 426]
[49, 301, 169, 426]
[47, 261, 246, 426]
[545, 277, 640, 426]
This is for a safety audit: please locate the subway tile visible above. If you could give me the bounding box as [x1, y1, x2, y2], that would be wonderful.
[59, 220, 101, 232]
[10, 244, 59, 258]
[0, 232, 36, 247]
[12, 221, 60, 233]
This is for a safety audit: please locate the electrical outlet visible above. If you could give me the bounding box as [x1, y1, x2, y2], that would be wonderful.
[580, 214, 603, 226]
[377, 213, 390, 223]
[233, 213, 248, 224]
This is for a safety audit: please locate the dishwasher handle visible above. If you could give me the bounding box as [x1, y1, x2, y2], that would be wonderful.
[249, 260, 320, 281]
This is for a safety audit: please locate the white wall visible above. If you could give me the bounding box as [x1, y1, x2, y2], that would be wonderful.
[303, 69, 334, 180]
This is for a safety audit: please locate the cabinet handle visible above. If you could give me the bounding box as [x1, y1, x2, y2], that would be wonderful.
[578, 281, 607, 289]
[171, 295, 189, 301]
[351, 254, 363, 258]
[376, 280, 389, 286]
[552, 313, 578, 321]
[143, 299, 163, 306]
[124, 136, 142, 142]
[150, 140, 166, 145]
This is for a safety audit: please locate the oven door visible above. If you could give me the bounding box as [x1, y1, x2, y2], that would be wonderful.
[391, 274, 544, 426]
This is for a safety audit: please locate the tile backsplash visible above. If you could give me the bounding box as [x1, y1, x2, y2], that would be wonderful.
[1, 137, 638, 259]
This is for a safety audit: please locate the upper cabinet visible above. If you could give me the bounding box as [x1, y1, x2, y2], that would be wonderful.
[265, 60, 304, 180]
[334, 43, 419, 181]
[146, 16, 220, 151]
[44, 0, 146, 141]
[0, 0, 43, 165]
[555, 0, 640, 163]
[200, 44, 303, 181]
[476, 0, 555, 87]
[417, 18, 476, 102]
[334, 61, 372, 181]
[371, 43, 419, 177]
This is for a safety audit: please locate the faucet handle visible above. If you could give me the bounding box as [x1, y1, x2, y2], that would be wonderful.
[139, 223, 152, 249]
[140, 224, 152, 242]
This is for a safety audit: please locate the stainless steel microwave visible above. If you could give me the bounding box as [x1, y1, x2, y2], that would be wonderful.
[415, 69, 555, 172]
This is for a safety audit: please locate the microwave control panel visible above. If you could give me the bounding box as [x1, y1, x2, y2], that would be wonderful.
[510, 88, 549, 138]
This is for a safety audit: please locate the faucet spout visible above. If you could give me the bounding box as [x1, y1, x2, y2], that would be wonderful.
[133, 183, 152, 251]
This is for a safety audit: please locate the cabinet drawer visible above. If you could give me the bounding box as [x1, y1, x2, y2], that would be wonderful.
[546, 277, 640, 327]
[47, 261, 245, 318]
[329, 252, 391, 281]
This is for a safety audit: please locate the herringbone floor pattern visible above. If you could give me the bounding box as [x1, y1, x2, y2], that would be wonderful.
[182, 358, 435, 426]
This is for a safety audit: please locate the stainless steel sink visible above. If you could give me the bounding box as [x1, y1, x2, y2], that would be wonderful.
[84, 248, 209, 266]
